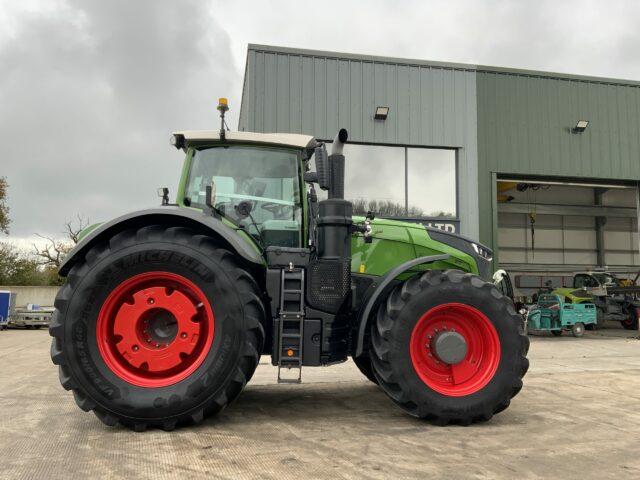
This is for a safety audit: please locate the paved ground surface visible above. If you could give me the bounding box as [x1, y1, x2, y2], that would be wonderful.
[1, 325, 639, 480]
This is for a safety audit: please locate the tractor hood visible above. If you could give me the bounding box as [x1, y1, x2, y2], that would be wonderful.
[351, 216, 493, 279]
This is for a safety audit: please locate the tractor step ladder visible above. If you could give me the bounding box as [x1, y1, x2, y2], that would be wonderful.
[277, 264, 305, 384]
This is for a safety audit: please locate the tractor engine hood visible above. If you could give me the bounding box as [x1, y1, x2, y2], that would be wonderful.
[352, 216, 493, 280]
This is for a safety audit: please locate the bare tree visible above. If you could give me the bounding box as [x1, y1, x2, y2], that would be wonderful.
[33, 215, 89, 268]
[64, 214, 90, 245]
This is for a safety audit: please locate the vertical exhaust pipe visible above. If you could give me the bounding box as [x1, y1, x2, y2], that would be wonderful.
[328, 129, 348, 199]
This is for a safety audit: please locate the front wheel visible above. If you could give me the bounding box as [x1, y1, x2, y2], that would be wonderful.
[50, 226, 265, 430]
[370, 270, 529, 425]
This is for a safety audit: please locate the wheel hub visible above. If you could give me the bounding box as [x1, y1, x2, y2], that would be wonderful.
[140, 308, 179, 346]
[410, 303, 501, 397]
[432, 330, 467, 365]
[96, 272, 215, 388]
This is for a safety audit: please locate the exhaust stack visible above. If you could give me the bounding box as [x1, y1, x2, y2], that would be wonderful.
[328, 129, 348, 199]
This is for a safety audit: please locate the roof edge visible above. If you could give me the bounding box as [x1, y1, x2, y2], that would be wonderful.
[247, 43, 640, 88]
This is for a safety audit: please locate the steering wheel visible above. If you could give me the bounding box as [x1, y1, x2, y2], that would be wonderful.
[261, 202, 293, 218]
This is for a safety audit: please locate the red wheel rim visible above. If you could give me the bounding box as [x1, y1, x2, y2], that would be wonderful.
[410, 303, 500, 397]
[96, 272, 214, 388]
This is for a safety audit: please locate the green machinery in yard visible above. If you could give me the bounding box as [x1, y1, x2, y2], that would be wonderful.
[527, 294, 597, 337]
[50, 99, 528, 431]
[569, 272, 640, 330]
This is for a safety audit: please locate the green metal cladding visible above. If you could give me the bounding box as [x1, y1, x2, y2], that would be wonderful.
[240, 44, 640, 258]
[476, 68, 640, 253]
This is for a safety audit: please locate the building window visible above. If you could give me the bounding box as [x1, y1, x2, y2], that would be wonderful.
[343, 144, 406, 216]
[321, 143, 458, 219]
[407, 148, 457, 218]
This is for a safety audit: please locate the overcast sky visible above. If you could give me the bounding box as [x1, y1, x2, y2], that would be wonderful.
[2, 0, 640, 246]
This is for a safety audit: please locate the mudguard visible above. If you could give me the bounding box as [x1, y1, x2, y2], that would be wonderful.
[58, 207, 265, 276]
[353, 254, 450, 358]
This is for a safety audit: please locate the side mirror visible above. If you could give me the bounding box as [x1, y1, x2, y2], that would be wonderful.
[314, 144, 330, 191]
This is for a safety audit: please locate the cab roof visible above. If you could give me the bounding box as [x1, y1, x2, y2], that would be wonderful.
[172, 130, 317, 151]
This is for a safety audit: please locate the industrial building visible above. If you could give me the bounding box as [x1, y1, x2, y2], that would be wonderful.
[239, 44, 640, 283]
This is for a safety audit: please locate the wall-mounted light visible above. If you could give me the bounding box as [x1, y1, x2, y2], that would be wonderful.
[374, 106, 389, 120]
[572, 120, 589, 134]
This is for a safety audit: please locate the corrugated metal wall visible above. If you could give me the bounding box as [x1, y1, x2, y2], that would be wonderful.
[240, 45, 640, 252]
[476, 70, 640, 250]
[240, 45, 481, 238]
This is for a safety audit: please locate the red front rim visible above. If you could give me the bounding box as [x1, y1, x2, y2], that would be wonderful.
[96, 272, 214, 388]
[410, 303, 501, 397]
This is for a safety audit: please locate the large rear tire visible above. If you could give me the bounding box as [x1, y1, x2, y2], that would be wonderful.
[352, 353, 378, 385]
[50, 226, 265, 430]
[370, 270, 529, 425]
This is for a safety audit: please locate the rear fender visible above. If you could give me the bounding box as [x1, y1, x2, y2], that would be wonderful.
[353, 254, 449, 358]
[59, 207, 265, 276]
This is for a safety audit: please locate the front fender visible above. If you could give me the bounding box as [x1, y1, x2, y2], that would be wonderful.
[59, 207, 265, 276]
[353, 254, 450, 358]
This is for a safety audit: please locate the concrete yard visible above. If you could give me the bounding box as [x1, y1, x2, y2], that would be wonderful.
[1, 326, 639, 480]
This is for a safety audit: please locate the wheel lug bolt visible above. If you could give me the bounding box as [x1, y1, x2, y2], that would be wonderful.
[132, 345, 139, 352]
[180, 332, 187, 339]
[147, 298, 155, 305]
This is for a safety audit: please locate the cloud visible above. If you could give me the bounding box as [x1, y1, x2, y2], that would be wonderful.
[0, 0, 239, 238]
[4, 0, 640, 241]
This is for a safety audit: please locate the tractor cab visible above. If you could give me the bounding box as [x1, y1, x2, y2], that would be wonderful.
[173, 131, 315, 249]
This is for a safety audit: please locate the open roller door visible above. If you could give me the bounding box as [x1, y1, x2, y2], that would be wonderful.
[496, 179, 640, 274]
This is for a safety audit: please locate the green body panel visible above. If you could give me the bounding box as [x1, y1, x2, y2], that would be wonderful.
[78, 223, 103, 242]
[351, 216, 478, 277]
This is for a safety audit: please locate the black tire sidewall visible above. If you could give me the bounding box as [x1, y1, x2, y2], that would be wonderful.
[384, 278, 523, 414]
[63, 239, 249, 421]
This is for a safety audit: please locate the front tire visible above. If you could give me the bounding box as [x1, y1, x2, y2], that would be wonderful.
[50, 226, 265, 430]
[370, 270, 529, 425]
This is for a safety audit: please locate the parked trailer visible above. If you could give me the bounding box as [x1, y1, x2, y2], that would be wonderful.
[10, 307, 53, 329]
[0, 291, 16, 330]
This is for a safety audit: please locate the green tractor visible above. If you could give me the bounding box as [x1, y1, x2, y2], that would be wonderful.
[50, 100, 528, 430]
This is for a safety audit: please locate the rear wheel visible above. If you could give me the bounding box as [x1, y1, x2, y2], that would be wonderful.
[370, 270, 529, 425]
[571, 322, 585, 337]
[50, 226, 265, 430]
[353, 353, 378, 384]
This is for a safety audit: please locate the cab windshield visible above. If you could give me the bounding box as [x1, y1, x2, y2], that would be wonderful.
[184, 145, 302, 248]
